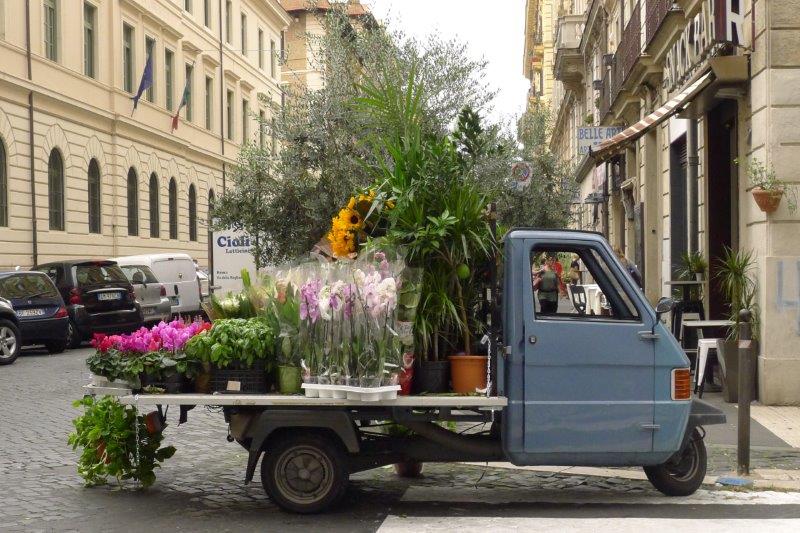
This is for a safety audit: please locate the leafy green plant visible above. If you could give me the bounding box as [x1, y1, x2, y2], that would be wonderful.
[737, 157, 798, 213]
[716, 247, 760, 341]
[679, 251, 708, 280]
[183, 318, 276, 369]
[68, 396, 175, 488]
[86, 349, 126, 382]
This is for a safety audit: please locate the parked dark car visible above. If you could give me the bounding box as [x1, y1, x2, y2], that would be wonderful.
[0, 296, 21, 365]
[0, 271, 69, 354]
[32, 260, 144, 348]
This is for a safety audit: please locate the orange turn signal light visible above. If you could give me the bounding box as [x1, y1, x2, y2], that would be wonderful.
[672, 368, 691, 400]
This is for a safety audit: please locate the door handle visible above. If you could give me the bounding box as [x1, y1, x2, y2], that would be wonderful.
[638, 331, 660, 340]
[528, 335, 537, 345]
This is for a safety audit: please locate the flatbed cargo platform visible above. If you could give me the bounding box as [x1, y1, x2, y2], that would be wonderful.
[83, 386, 507, 409]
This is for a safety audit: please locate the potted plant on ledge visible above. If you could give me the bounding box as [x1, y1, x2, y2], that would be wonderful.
[716, 247, 760, 403]
[738, 157, 798, 214]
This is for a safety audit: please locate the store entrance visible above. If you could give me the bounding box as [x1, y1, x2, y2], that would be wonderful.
[706, 100, 739, 319]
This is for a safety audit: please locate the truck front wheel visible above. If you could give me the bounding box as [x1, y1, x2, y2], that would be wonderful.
[261, 432, 349, 514]
[644, 428, 707, 497]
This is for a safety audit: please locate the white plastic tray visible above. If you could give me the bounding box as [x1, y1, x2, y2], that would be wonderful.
[301, 383, 400, 401]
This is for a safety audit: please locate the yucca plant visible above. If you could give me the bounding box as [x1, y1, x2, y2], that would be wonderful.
[716, 247, 760, 341]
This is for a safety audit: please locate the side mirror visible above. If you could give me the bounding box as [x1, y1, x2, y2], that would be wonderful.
[655, 297, 675, 320]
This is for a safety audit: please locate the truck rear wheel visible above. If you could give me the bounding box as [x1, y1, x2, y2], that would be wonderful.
[261, 432, 349, 514]
[644, 428, 707, 496]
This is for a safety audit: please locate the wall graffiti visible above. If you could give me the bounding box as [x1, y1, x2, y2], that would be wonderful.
[776, 259, 800, 335]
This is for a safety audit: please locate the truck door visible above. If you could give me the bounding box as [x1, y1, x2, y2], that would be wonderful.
[518, 239, 656, 460]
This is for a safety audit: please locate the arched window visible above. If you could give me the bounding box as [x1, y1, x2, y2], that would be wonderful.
[87, 159, 101, 234]
[149, 173, 160, 238]
[188, 184, 197, 241]
[48, 149, 65, 231]
[127, 167, 138, 236]
[168, 178, 178, 239]
[0, 139, 7, 227]
[208, 189, 215, 225]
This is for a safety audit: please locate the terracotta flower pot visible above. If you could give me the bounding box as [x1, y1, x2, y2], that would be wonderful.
[394, 461, 423, 478]
[752, 188, 783, 213]
[448, 355, 488, 394]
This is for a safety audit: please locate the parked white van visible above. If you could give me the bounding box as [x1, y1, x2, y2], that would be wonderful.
[111, 254, 202, 316]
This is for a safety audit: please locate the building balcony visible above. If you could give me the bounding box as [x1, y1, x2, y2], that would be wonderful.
[644, 0, 684, 59]
[553, 14, 586, 84]
[674, 0, 703, 18]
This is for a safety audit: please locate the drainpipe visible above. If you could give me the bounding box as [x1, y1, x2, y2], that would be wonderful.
[25, 0, 38, 266]
[687, 118, 699, 253]
[218, 0, 226, 193]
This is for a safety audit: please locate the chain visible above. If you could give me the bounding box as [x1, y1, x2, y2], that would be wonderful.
[133, 395, 140, 489]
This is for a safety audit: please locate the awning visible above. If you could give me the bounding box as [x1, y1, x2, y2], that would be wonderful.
[591, 70, 714, 161]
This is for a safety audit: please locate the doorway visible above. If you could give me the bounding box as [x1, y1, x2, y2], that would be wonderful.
[706, 100, 739, 319]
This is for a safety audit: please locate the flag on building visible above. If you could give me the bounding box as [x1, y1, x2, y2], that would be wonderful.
[131, 55, 153, 113]
[171, 81, 191, 131]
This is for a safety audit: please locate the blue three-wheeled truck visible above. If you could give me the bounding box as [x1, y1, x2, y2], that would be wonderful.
[107, 229, 726, 513]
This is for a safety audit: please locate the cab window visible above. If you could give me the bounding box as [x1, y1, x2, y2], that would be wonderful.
[530, 246, 640, 321]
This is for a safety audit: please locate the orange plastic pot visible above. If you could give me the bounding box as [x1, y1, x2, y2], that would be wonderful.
[448, 355, 488, 394]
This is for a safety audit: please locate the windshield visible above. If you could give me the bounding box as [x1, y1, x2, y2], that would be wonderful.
[0, 274, 59, 299]
[120, 265, 159, 284]
[74, 263, 128, 287]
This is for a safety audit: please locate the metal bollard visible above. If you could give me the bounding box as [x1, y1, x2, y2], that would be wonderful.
[737, 309, 753, 476]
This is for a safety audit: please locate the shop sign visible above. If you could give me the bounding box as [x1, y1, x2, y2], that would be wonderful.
[212, 229, 257, 295]
[664, 0, 746, 92]
[577, 127, 624, 156]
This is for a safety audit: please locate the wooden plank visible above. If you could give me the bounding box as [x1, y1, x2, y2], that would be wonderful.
[114, 393, 508, 408]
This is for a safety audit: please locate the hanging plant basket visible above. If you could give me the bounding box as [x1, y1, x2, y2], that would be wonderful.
[752, 187, 783, 213]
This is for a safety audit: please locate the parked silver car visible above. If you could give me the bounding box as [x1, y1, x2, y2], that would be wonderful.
[118, 264, 172, 324]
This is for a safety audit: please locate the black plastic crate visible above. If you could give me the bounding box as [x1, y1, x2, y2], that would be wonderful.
[210, 360, 268, 393]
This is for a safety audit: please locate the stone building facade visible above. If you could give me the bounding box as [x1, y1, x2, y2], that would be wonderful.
[547, 0, 800, 404]
[0, 0, 291, 271]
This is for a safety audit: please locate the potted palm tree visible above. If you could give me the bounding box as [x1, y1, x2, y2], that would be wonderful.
[738, 157, 798, 214]
[715, 247, 760, 403]
[680, 251, 708, 282]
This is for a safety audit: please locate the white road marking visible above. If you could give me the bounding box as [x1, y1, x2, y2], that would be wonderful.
[378, 517, 800, 533]
[399, 486, 800, 506]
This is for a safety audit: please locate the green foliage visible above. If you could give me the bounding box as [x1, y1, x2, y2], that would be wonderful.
[736, 157, 798, 213]
[211, 8, 498, 265]
[86, 350, 179, 384]
[716, 247, 760, 341]
[356, 68, 495, 358]
[68, 396, 175, 488]
[183, 318, 276, 369]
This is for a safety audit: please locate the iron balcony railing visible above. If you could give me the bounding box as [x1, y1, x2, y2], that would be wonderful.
[645, 0, 673, 47]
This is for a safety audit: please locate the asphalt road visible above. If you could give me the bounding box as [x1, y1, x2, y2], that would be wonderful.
[2, 346, 800, 532]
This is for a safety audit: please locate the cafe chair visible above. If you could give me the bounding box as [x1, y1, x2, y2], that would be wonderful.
[694, 330, 721, 399]
[567, 284, 587, 315]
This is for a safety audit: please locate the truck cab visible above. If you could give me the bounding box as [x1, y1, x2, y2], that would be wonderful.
[501, 229, 722, 487]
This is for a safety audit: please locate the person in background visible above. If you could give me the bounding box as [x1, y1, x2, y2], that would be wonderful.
[568, 254, 581, 285]
[533, 255, 560, 314]
[614, 246, 643, 288]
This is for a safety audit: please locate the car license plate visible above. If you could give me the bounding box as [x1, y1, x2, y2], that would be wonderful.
[97, 292, 122, 301]
[17, 308, 45, 317]
[169, 296, 180, 306]
[143, 307, 155, 315]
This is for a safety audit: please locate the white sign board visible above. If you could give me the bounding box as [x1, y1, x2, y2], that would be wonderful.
[212, 230, 257, 295]
[577, 127, 624, 156]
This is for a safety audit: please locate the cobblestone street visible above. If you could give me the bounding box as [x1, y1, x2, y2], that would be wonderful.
[3, 348, 800, 532]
